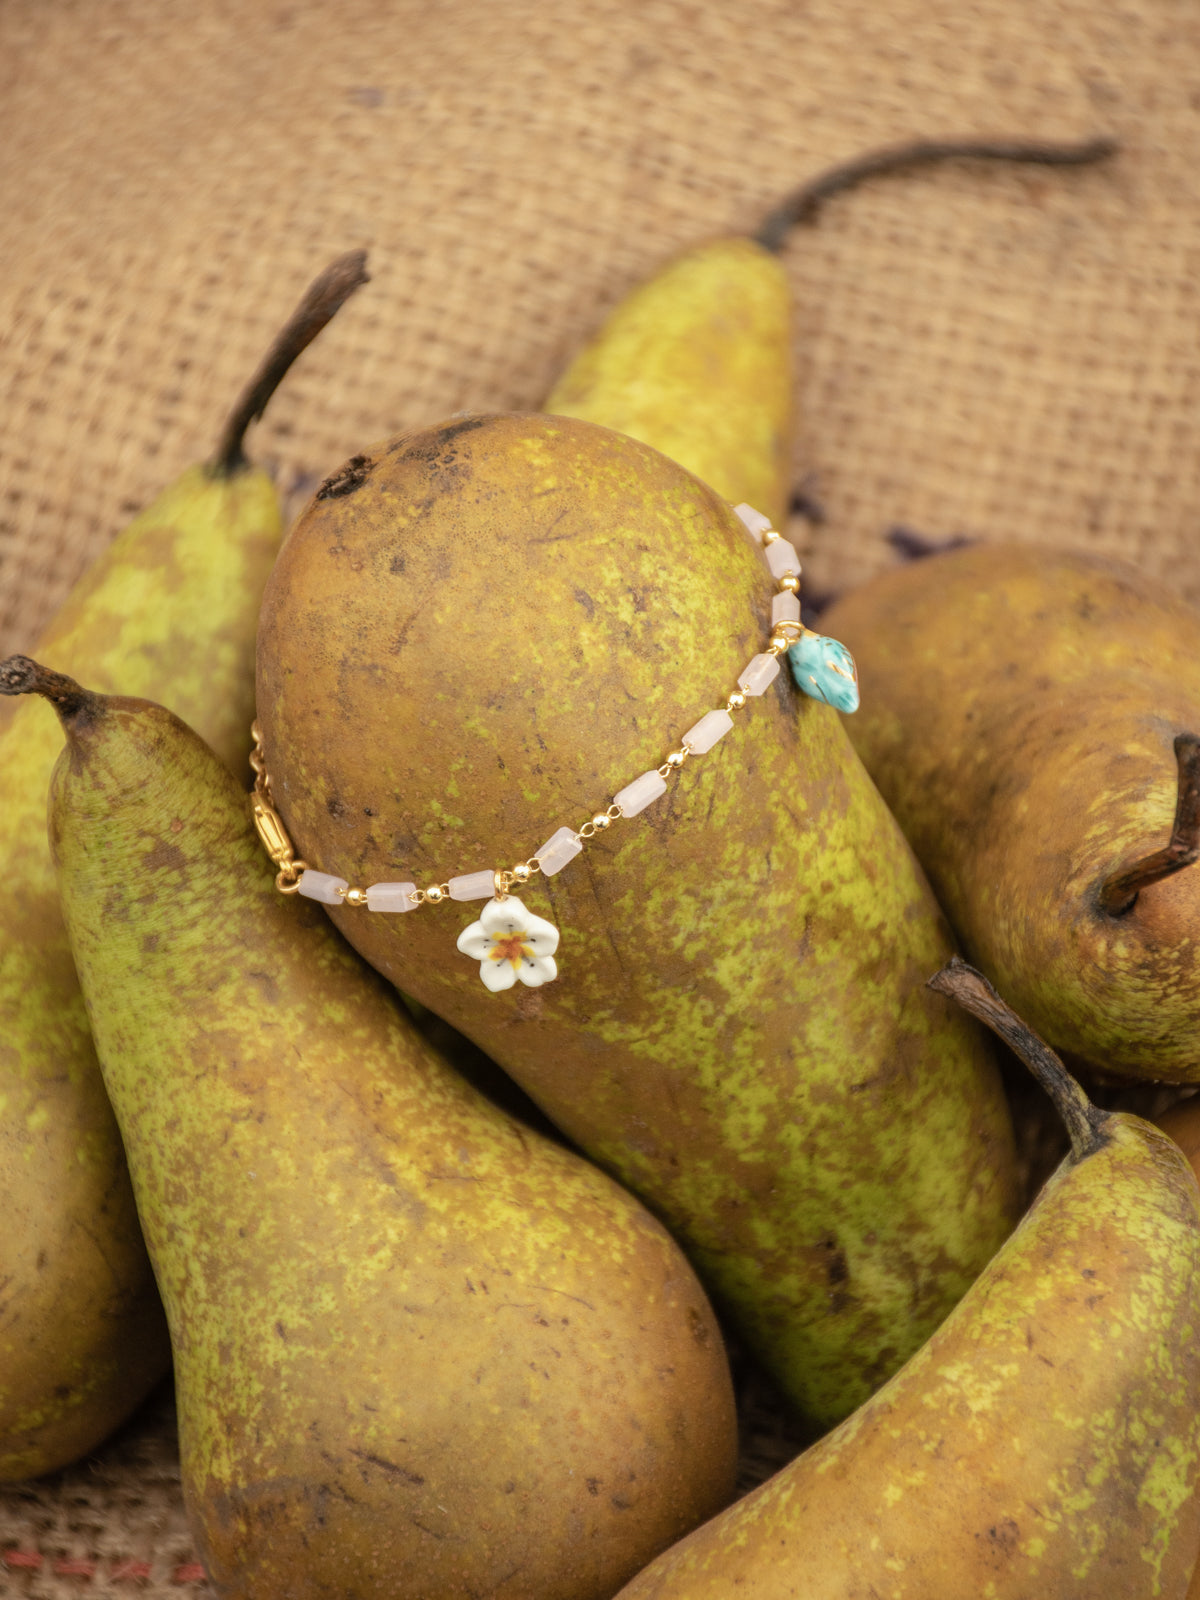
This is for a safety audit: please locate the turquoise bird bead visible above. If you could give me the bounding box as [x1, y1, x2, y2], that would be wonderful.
[788, 631, 860, 713]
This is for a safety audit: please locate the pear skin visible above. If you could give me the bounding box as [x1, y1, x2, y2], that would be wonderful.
[255, 412, 1019, 1432]
[545, 237, 793, 528]
[0, 253, 368, 1479]
[822, 542, 1200, 1081]
[613, 963, 1200, 1600]
[16, 656, 738, 1600]
[1156, 1097, 1200, 1600]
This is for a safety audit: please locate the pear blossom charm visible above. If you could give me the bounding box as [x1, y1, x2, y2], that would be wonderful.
[456, 895, 560, 992]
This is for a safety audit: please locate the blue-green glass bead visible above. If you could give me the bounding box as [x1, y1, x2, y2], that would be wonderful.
[788, 632, 860, 714]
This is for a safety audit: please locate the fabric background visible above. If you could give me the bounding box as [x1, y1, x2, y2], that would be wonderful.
[2, 0, 1198, 1590]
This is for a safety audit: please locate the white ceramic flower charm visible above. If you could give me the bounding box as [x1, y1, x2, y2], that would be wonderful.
[456, 895, 560, 991]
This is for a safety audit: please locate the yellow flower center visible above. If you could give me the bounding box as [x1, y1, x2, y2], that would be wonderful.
[490, 931, 532, 968]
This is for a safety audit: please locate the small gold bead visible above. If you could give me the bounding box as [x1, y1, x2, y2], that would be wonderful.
[779, 573, 800, 593]
[768, 637, 788, 657]
[344, 887, 368, 907]
[727, 690, 747, 711]
[591, 812, 612, 831]
[425, 884, 445, 904]
[666, 749, 687, 770]
[513, 862, 532, 882]
[762, 529, 781, 545]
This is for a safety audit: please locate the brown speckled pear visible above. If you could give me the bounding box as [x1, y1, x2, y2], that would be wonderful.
[256, 412, 1019, 1432]
[612, 962, 1200, 1600]
[0, 252, 368, 1481]
[822, 542, 1200, 1081]
[14, 655, 737, 1600]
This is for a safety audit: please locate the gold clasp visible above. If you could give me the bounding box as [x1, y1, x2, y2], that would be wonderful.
[252, 797, 296, 865]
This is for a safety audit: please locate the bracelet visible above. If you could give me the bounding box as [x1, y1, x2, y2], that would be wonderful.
[251, 502, 859, 993]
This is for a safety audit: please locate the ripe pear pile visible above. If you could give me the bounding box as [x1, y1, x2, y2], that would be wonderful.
[0, 250, 368, 1480]
[14, 125, 1200, 1599]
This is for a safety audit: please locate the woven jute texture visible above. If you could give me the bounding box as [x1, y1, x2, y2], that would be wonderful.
[2, 0, 1199, 1592]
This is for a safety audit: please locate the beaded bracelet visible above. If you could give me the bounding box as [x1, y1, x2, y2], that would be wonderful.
[251, 502, 859, 992]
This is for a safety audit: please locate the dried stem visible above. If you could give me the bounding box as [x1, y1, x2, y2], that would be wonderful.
[754, 135, 1118, 252]
[928, 957, 1105, 1163]
[210, 249, 371, 478]
[1098, 733, 1200, 917]
[0, 654, 95, 721]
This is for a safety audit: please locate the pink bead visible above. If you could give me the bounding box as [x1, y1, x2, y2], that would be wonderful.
[738, 653, 781, 696]
[733, 503, 773, 542]
[683, 709, 733, 754]
[772, 591, 801, 626]
[366, 881, 418, 912]
[764, 538, 801, 580]
[536, 826, 583, 876]
[449, 870, 496, 901]
[297, 869, 348, 905]
[614, 770, 668, 818]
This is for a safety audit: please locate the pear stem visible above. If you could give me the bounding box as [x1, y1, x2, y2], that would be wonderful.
[0, 654, 97, 723]
[928, 957, 1105, 1162]
[1097, 733, 1200, 917]
[753, 135, 1118, 253]
[209, 249, 371, 479]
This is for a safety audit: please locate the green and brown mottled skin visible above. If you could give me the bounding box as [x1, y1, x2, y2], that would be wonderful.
[256, 413, 1020, 1431]
[613, 1109, 1200, 1600]
[1155, 1099, 1200, 1600]
[823, 543, 1200, 1082]
[544, 237, 793, 529]
[46, 684, 738, 1600]
[0, 464, 281, 1479]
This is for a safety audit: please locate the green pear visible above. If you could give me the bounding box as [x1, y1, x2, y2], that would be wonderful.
[0, 252, 368, 1480]
[545, 136, 1115, 530]
[255, 411, 1020, 1432]
[3, 654, 738, 1600]
[612, 959, 1200, 1600]
[822, 541, 1200, 1080]
[545, 235, 793, 527]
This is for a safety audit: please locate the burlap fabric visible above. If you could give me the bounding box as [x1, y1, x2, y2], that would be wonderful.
[2, 0, 1198, 1591]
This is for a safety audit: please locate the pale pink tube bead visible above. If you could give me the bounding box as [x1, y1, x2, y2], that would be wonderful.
[772, 591, 801, 626]
[449, 870, 496, 901]
[764, 538, 801, 579]
[536, 826, 583, 876]
[614, 770, 668, 817]
[683, 709, 734, 754]
[297, 869, 349, 905]
[366, 882, 418, 912]
[733, 503, 773, 542]
[738, 653, 781, 696]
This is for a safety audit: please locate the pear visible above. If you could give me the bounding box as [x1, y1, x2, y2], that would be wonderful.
[613, 958, 1200, 1600]
[822, 541, 1200, 1081]
[1156, 1096, 1200, 1600]
[544, 136, 1115, 529]
[0, 252, 368, 1480]
[1, 653, 739, 1600]
[255, 410, 1020, 1432]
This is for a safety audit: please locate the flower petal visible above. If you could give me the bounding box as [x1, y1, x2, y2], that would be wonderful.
[517, 953, 558, 987]
[456, 920, 491, 959]
[480, 894, 532, 934]
[520, 911, 560, 956]
[480, 958, 517, 992]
